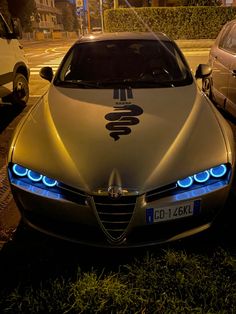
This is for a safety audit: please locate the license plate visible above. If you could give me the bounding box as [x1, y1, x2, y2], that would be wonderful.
[146, 200, 201, 224]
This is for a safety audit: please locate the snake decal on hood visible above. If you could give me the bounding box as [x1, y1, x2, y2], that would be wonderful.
[105, 89, 143, 141]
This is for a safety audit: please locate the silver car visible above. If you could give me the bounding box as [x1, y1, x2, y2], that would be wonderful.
[202, 19, 236, 117]
[7, 32, 235, 248]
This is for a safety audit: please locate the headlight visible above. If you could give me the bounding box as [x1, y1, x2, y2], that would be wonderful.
[27, 170, 43, 182]
[177, 176, 193, 188]
[12, 164, 28, 177]
[210, 164, 227, 178]
[177, 164, 230, 189]
[193, 170, 210, 183]
[11, 163, 58, 188]
[9, 163, 86, 204]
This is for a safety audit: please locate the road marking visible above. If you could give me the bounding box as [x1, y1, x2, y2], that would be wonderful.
[30, 57, 62, 75]
[25, 52, 51, 58]
[30, 66, 59, 75]
[30, 70, 58, 76]
[30, 66, 58, 70]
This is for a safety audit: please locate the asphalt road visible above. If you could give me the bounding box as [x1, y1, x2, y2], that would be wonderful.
[23, 39, 76, 96]
[0, 40, 234, 252]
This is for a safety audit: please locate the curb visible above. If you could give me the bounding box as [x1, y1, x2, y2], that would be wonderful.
[175, 39, 215, 49]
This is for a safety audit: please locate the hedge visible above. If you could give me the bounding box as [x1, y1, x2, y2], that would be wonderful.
[104, 6, 236, 39]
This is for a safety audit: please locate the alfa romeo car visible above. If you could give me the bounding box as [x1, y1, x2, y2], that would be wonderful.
[7, 32, 235, 248]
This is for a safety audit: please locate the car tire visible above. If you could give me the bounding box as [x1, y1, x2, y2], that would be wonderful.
[2, 73, 29, 106]
[202, 77, 212, 100]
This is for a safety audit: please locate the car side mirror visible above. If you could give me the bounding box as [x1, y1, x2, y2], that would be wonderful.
[40, 67, 54, 82]
[195, 64, 212, 79]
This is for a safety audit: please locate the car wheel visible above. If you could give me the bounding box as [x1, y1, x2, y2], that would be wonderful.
[2, 73, 29, 106]
[202, 77, 212, 99]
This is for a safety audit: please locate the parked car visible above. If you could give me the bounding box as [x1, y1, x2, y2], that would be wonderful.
[202, 19, 236, 117]
[7, 32, 235, 248]
[0, 12, 29, 106]
[91, 26, 102, 34]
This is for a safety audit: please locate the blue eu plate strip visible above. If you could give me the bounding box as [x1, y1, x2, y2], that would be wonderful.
[146, 208, 154, 224]
[193, 199, 201, 215]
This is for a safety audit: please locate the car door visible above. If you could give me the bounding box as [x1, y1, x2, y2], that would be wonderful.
[0, 14, 14, 97]
[225, 23, 236, 116]
[210, 22, 235, 108]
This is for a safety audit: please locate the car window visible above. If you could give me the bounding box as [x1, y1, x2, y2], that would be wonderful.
[219, 22, 236, 54]
[55, 39, 193, 89]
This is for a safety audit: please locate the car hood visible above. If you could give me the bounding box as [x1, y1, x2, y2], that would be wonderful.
[10, 84, 229, 193]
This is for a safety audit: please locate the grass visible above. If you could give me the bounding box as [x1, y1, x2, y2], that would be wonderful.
[0, 246, 235, 313]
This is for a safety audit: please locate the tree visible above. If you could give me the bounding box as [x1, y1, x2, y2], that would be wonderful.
[88, 0, 149, 29]
[0, 0, 11, 24]
[62, 3, 75, 31]
[177, 0, 222, 5]
[7, 0, 37, 32]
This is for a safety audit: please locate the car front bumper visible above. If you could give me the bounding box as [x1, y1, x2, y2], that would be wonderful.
[9, 178, 231, 248]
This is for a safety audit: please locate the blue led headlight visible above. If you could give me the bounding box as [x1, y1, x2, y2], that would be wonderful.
[210, 164, 227, 178]
[27, 170, 43, 182]
[193, 170, 210, 183]
[177, 164, 229, 189]
[177, 176, 193, 188]
[12, 164, 28, 177]
[42, 176, 58, 187]
[11, 163, 58, 188]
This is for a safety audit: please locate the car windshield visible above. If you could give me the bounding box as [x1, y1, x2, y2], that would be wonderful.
[54, 39, 193, 88]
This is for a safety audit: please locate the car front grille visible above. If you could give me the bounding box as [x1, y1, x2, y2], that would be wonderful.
[93, 195, 137, 240]
[58, 183, 87, 205]
[145, 182, 177, 203]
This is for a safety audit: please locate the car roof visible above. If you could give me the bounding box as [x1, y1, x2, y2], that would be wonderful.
[75, 32, 172, 44]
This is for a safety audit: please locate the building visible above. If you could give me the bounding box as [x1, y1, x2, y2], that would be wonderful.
[222, 0, 236, 5]
[32, 0, 63, 32]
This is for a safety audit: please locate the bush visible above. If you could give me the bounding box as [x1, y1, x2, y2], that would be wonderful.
[104, 6, 236, 39]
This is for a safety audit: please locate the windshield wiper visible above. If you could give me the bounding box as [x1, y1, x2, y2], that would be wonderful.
[55, 80, 103, 88]
[108, 78, 176, 87]
[136, 80, 176, 87]
[55, 79, 176, 88]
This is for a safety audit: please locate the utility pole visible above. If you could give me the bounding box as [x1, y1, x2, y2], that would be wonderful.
[99, 0, 104, 32]
[114, 0, 119, 9]
[87, 0, 91, 32]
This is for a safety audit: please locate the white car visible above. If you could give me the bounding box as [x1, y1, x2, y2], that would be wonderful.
[8, 32, 235, 248]
[0, 12, 29, 106]
[202, 19, 236, 118]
